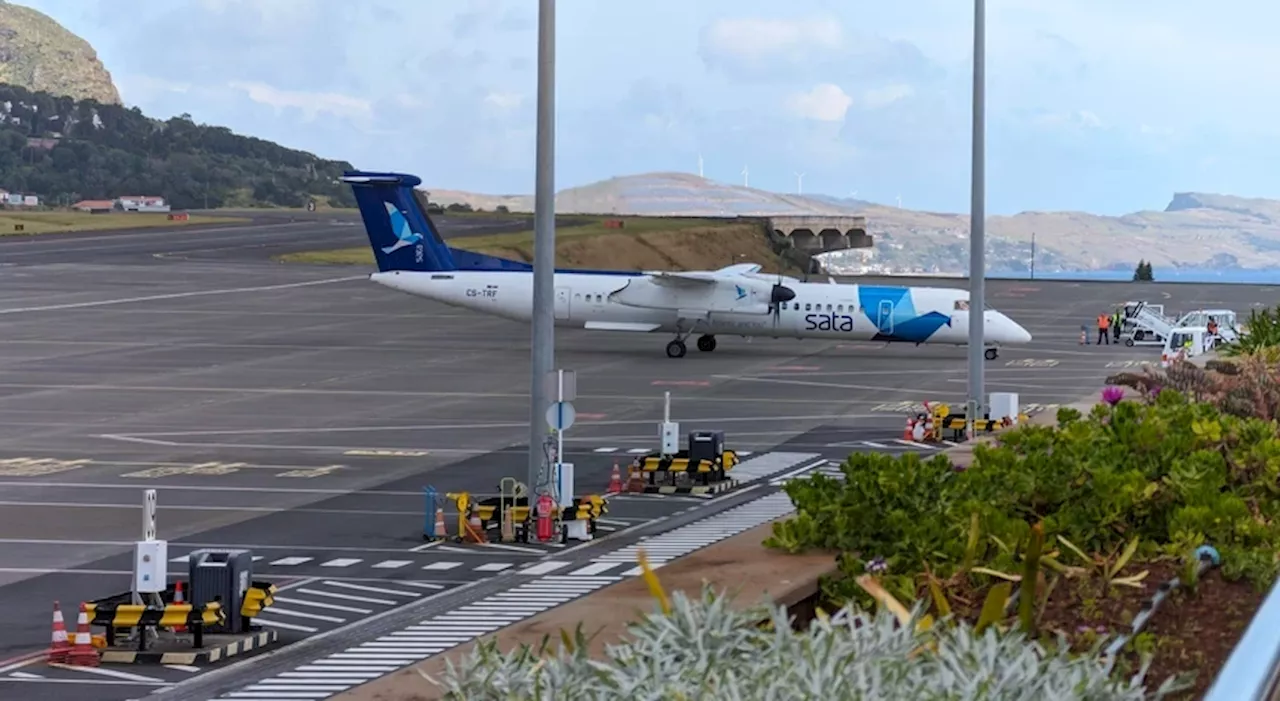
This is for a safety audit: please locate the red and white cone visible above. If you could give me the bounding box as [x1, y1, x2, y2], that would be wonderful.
[66, 603, 98, 667]
[606, 462, 623, 494]
[46, 601, 70, 663]
[172, 581, 187, 633]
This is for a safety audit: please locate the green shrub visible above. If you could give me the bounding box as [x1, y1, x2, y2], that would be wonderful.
[428, 585, 1189, 699]
[1221, 306, 1280, 357]
[768, 389, 1280, 602]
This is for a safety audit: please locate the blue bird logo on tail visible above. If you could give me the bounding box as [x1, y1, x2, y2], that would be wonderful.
[735, 285, 747, 300]
[380, 202, 424, 254]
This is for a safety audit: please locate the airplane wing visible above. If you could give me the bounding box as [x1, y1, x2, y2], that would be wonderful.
[646, 271, 721, 287]
[715, 262, 762, 276]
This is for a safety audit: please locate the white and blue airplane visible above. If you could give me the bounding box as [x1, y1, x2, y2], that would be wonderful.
[342, 171, 1032, 359]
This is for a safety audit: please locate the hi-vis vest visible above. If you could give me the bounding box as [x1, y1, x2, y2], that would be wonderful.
[1098, 315, 1110, 329]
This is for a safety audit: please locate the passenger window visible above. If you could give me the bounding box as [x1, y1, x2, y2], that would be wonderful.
[595, 295, 602, 303]
[837, 304, 844, 312]
[804, 303, 811, 311]
[827, 304, 833, 312]
[575, 294, 581, 300]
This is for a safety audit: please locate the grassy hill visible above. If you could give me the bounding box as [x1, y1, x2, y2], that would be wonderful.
[429, 173, 1280, 274]
[281, 215, 792, 274]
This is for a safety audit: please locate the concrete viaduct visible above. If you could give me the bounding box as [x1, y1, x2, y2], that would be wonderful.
[763, 215, 872, 274]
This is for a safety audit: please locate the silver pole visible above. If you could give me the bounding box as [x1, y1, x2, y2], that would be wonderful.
[529, 0, 556, 496]
[966, 0, 986, 422]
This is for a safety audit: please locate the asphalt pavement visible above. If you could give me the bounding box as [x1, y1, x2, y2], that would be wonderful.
[0, 218, 1275, 699]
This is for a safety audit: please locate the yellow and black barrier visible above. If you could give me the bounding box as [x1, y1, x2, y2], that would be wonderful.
[86, 594, 224, 649]
[631, 449, 740, 493]
[448, 491, 610, 543]
[932, 411, 1030, 442]
[240, 581, 278, 622]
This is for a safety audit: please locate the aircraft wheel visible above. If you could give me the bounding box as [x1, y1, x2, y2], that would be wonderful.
[1124, 337, 1135, 347]
[696, 334, 717, 352]
[984, 347, 999, 361]
[666, 340, 687, 358]
[1135, 329, 1146, 341]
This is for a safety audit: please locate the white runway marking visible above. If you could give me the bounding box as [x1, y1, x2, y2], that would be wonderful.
[0, 275, 363, 314]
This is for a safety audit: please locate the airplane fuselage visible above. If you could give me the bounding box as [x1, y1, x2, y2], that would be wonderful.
[369, 269, 1032, 347]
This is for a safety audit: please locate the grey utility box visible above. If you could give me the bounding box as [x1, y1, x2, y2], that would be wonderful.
[688, 430, 725, 465]
[187, 548, 254, 633]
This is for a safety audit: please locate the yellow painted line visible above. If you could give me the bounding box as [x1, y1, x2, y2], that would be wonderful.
[0, 457, 93, 477]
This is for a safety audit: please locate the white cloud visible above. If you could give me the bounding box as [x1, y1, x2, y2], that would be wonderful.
[701, 17, 842, 62]
[482, 91, 524, 111]
[861, 84, 914, 109]
[227, 81, 372, 121]
[787, 84, 853, 122]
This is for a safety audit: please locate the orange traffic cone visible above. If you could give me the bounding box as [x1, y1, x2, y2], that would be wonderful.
[606, 462, 623, 494]
[903, 415, 916, 440]
[432, 507, 447, 540]
[463, 511, 487, 544]
[66, 603, 98, 667]
[626, 463, 645, 492]
[172, 581, 187, 633]
[46, 601, 70, 663]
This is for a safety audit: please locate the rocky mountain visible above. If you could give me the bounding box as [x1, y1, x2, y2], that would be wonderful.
[429, 172, 1280, 274]
[0, 2, 119, 105]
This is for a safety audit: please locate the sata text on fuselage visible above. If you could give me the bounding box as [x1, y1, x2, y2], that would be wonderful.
[805, 312, 857, 332]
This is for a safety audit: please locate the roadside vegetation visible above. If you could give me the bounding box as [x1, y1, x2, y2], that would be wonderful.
[0, 210, 241, 235]
[429, 554, 1185, 699]
[278, 215, 789, 274]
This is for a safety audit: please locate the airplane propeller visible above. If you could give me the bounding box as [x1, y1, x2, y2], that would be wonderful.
[768, 276, 796, 327]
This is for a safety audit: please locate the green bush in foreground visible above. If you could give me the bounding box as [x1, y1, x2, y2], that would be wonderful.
[766, 388, 1280, 608]
[427, 584, 1187, 700]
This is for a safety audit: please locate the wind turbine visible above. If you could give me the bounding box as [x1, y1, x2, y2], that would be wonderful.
[794, 172, 805, 195]
[896, 194, 902, 208]
[741, 165, 749, 188]
[697, 152, 704, 178]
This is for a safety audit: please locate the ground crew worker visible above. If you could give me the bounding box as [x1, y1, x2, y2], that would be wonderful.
[1207, 317, 1219, 336]
[1112, 309, 1123, 342]
[1096, 313, 1111, 344]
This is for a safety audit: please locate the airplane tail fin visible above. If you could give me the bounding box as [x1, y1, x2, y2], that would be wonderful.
[342, 171, 531, 273]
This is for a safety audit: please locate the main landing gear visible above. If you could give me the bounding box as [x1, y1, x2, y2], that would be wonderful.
[666, 326, 716, 357]
[984, 347, 999, 361]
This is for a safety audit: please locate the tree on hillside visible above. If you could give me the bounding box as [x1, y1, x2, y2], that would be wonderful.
[1133, 260, 1154, 281]
[0, 82, 357, 209]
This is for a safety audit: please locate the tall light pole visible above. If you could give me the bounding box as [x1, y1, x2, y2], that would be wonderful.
[529, 0, 556, 496]
[966, 0, 987, 422]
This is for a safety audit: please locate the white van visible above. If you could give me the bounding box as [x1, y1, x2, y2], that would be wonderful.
[1161, 326, 1214, 368]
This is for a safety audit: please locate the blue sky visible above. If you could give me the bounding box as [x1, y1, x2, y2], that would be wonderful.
[24, 0, 1280, 215]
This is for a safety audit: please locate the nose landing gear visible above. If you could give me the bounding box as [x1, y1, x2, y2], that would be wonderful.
[984, 347, 999, 361]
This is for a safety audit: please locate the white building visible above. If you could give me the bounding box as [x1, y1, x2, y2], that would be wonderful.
[116, 195, 170, 212]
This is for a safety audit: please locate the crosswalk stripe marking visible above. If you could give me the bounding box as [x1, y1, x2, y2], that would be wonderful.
[371, 560, 412, 569]
[398, 581, 445, 590]
[269, 556, 314, 566]
[626, 448, 649, 453]
[474, 562, 513, 572]
[518, 561, 572, 575]
[273, 596, 371, 614]
[321, 558, 362, 567]
[296, 588, 396, 606]
[323, 581, 421, 597]
[254, 618, 317, 633]
[262, 606, 346, 623]
[422, 561, 461, 570]
[593, 447, 617, 453]
[569, 562, 624, 576]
